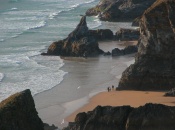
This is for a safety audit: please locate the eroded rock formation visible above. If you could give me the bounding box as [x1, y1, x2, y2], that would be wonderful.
[112, 45, 138, 56]
[118, 0, 175, 90]
[86, 0, 156, 22]
[0, 89, 44, 130]
[115, 28, 140, 41]
[89, 29, 114, 41]
[63, 103, 175, 130]
[42, 16, 104, 57]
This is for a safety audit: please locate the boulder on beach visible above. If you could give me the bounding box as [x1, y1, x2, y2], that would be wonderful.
[86, 0, 156, 22]
[42, 16, 104, 57]
[0, 89, 44, 130]
[63, 103, 175, 130]
[118, 0, 175, 90]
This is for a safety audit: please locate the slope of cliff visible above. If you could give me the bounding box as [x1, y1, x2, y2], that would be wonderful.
[118, 0, 175, 90]
[0, 89, 44, 130]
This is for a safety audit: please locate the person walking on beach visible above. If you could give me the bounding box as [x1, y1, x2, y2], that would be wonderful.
[112, 85, 114, 90]
[107, 87, 111, 92]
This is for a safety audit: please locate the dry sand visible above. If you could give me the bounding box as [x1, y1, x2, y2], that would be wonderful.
[66, 90, 175, 122]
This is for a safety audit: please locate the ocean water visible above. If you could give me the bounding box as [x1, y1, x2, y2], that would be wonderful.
[0, 0, 135, 101]
[0, 0, 101, 101]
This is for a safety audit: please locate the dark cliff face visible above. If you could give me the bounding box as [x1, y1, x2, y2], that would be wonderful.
[63, 103, 175, 130]
[0, 89, 44, 130]
[44, 16, 104, 57]
[86, 0, 156, 22]
[118, 0, 175, 90]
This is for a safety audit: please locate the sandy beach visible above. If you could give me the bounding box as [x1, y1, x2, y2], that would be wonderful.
[34, 40, 136, 128]
[66, 90, 175, 122]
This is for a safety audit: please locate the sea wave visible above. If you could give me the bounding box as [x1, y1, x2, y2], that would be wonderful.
[49, 11, 62, 19]
[28, 21, 46, 30]
[85, 0, 96, 4]
[0, 54, 67, 102]
[9, 7, 18, 11]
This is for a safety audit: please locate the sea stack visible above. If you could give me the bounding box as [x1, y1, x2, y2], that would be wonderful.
[118, 0, 175, 90]
[43, 16, 104, 57]
[0, 89, 44, 130]
[86, 0, 156, 22]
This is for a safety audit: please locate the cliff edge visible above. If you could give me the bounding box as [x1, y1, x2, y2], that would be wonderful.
[118, 0, 175, 90]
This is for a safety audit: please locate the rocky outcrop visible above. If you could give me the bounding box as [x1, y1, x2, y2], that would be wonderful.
[86, 0, 156, 22]
[89, 29, 114, 41]
[42, 16, 104, 57]
[118, 0, 175, 90]
[44, 123, 58, 130]
[115, 28, 140, 41]
[0, 89, 44, 130]
[112, 45, 138, 56]
[164, 88, 175, 97]
[132, 16, 141, 26]
[63, 103, 175, 130]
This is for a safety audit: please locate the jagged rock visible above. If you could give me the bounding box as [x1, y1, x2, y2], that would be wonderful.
[118, 0, 175, 90]
[44, 123, 58, 130]
[115, 28, 140, 41]
[112, 45, 138, 56]
[42, 16, 104, 57]
[89, 29, 114, 41]
[0, 89, 44, 130]
[126, 103, 175, 130]
[63, 105, 133, 130]
[86, 0, 156, 22]
[164, 88, 175, 97]
[104, 51, 112, 56]
[63, 103, 175, 130]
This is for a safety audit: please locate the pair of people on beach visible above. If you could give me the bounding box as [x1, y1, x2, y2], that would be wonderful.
[107, 85, 115, 92]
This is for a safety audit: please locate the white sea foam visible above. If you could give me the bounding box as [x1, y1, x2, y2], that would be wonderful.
[0, 55, 67, 101]
[28, 21, 46, 30]
[10, 7, 18, 11]
[85, 0, 96, 4]
[0, 39, 4, 42]
[71, 4, 80, 8]
[0, 73, 4, 82]
[49, 11, 62, 19]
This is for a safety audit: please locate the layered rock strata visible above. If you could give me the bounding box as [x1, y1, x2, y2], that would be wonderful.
[42, 16, 104, 57]
[0, 89, 44, 130]
[63, 103, 175, 130]
[86, 0, 156, 22]
[118, 0, 175, 90]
